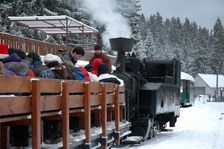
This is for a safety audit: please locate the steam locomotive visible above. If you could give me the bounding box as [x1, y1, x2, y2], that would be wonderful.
[110, 37, 181, 140]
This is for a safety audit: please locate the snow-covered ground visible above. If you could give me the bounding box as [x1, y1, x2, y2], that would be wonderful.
[132, 102, 224, 149]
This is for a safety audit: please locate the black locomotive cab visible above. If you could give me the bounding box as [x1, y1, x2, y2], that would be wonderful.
[138, 59, 180, 126]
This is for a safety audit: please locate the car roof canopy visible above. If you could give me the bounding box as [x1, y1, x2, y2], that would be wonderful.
[8, 15, 99, 49]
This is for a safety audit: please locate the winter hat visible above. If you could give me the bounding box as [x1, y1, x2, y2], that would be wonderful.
[2, 53, 22, 63]
[46, 61, 60, 68]
[43, 54, 63, 64]
[94, 44, 102, 51]
[98, 63, 109, 75]
[8, 48, 27, 59]
[0, 44, 8, 59]
[27, 52, 41, 64]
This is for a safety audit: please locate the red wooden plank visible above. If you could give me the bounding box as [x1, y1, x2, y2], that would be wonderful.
[62, 81, 69, 149]
[0, 97, 31, 116]
[84, 82, 91, 146]
[31, 80, 41, 149]
[101, 84, 107, 149]
[115, 85, 120, 145]
[0, 76, 31, 93]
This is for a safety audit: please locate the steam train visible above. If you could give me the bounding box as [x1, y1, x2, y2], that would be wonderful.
[0, 35, 181, 148]
[110, 37, 181, 140]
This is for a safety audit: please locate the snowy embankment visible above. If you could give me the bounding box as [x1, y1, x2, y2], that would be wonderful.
[134, 102, 224, 149]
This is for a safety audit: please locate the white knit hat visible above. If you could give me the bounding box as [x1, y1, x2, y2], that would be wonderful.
[43, 54, 63, 64]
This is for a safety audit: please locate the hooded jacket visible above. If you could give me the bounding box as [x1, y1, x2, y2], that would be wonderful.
[89, 52, 112, 73]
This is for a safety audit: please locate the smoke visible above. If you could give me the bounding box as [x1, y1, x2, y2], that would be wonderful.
[82, 0, 131, 48]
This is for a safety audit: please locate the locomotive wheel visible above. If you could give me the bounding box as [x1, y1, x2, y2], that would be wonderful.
[131, 118, 149, 139]
[133, 126, 148, 138]
[131, 117, 155, 140]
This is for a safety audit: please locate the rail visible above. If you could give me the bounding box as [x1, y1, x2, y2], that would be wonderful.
[0, 32, 72, 55]
[0, 32, 117, 64]
[0, 76, 125, 149]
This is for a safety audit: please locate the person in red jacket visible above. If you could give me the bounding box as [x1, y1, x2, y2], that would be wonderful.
[89, 44, 112, 73]
[91, 58, 103, 76]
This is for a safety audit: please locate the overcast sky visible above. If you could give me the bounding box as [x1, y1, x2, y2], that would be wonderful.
[140, 0, 224, 29]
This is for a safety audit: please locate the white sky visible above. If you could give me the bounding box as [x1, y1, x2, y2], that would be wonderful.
[140, 0, 224, 29]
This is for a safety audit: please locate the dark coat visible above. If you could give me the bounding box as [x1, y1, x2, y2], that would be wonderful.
[57, 51, 77, 66]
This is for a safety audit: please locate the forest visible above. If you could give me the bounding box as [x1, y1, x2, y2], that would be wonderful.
[0, 0, 224, 76]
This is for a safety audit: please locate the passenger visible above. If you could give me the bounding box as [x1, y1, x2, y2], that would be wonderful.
[78, 66, 91, 81]
[84, 63, 93, 72]
[43, 54, 74, 80]
[83, 63, 98, 81]
[70, 66, 87, 80]
[3, 49, 33, 147]
[57, 46, 85, 66]
[6, 49, 35, 77]
[98, 63, 124, 86]
[2, 53, 33, 76]
[88, 71, 99, 82]
[91, 58, 103, 76]
[89, 44, 112, 73]
[8, 48, 27, 60]
[62, 58, 89, 81]
[27, 52, 55, 78]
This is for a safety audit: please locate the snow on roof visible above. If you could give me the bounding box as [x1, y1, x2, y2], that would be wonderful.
[198, 73, 224, 88]
[8, 15, 98, 34]
[181, 72, 195, 82]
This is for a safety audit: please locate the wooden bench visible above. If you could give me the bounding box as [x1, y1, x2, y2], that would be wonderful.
[0, 75, 126, 149]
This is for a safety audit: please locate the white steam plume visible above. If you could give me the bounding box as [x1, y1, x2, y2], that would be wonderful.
[82, 0, 131, 48]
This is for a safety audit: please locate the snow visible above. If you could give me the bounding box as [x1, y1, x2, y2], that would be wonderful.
[39, 121, 130, 148]
[43, 8, 58, 16]
[134, 102, 224, 149]
[198, 74, 224, 88]
[194, 94, 210, 104]
[181, 71, 195, 82]
[8, 15, 98, 34]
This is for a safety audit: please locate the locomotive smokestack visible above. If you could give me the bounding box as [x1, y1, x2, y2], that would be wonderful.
[109, 37, 133, 72]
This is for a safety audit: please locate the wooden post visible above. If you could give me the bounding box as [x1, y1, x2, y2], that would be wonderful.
[114, 85, 120, 145]
[62, 81, 69, 149]
[84, 82, 91, 148]
[101, 84, 107, 149]
[31, 80, 41, 149]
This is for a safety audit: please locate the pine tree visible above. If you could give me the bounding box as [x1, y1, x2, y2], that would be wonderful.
[147, 12, 166, 59]
[145, 29, 156, 59]
[210, 18, 224, 74]
[129, 0, 142, 52]
[191, 27, 210, 76]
